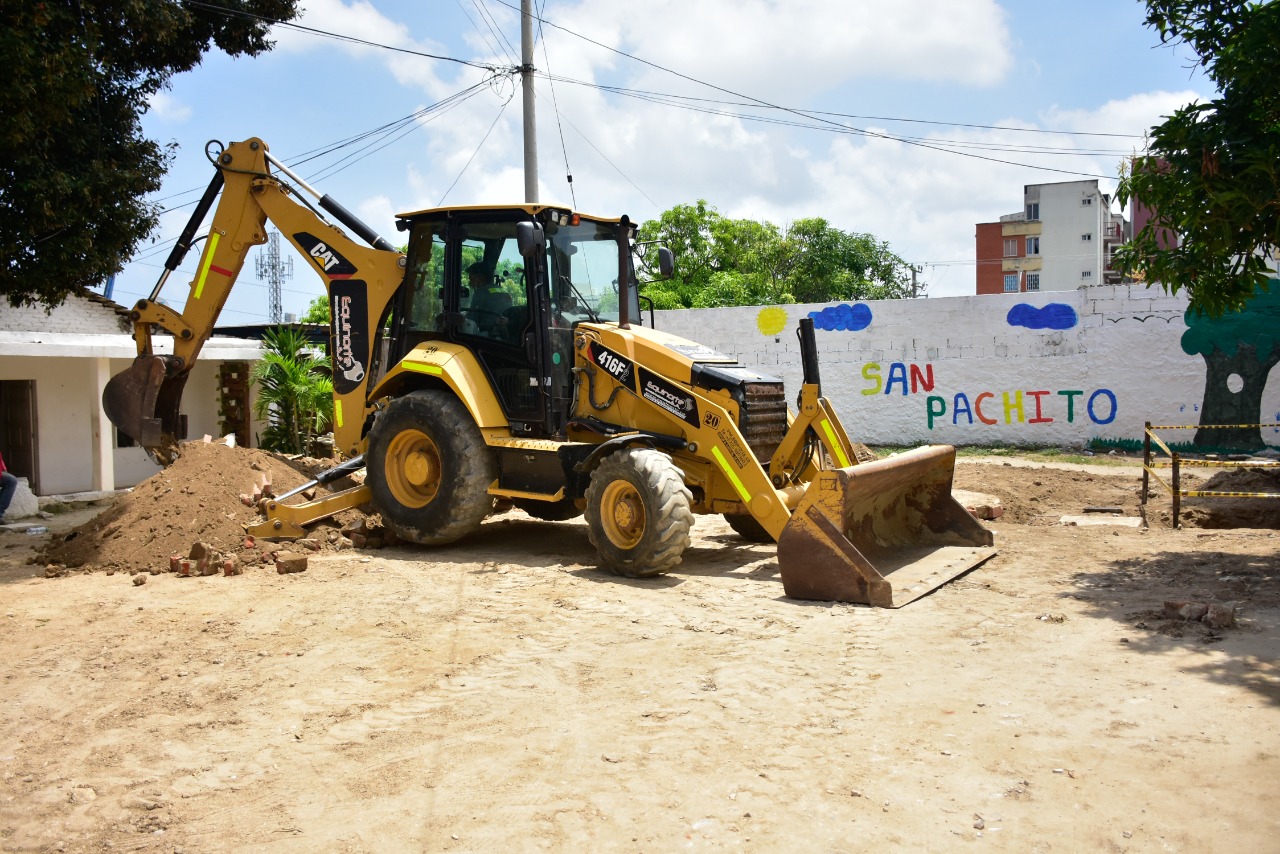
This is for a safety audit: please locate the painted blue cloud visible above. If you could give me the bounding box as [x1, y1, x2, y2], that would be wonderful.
[1007, 302, 1078, 330]
[808, 303, 873, 332]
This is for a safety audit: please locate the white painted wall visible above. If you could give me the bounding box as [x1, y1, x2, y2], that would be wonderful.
[0, 294, 266, 494]
[0, 351, 264, 494]
[652, 284, 1280, 449]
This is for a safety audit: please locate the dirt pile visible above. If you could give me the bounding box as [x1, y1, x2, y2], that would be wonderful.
[1173, 466, 1280, 529]
[39, 440, 374, 575]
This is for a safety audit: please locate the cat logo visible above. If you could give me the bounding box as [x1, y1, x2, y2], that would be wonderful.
[292, 232, 357, 278]
[703, 412, 721, 428]
[309, 242, 340, 272]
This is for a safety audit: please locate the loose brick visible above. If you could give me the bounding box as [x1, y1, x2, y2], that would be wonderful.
[222, 556, 242, 576]
[1203, 604, 1237, 629]
[274, 552, 308, 574]
[1164, 601, 1208, 621]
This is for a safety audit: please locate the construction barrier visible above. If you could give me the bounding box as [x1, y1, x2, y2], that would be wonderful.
[1140, 421, 1280, 528]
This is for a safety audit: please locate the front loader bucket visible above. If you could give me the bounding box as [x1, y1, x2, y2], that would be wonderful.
[777, 445, 995, 607]
[102, 355, 189, 464]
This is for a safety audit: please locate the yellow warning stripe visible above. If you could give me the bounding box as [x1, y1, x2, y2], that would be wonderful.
[334, 399, 344, 429]
[819, 419, 851, 468]
[404, 362, 443, 375]
[1149, 423, 1280, 430]
[193, 231, 220, 300]
[711, 446, 752, 503]
[1149, 458, 1279, 469]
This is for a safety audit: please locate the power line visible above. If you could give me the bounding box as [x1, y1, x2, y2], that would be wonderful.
[436, 91, 517, 206]
[546, 75, 1133, 158]
[471, 0, 520, 65]
[539, 79, 1144, 139]
[495, 0, 1119, 179]
[180, 0, 505, 72]
[557, 112, 659, 209]
[535, 0, 576, 208]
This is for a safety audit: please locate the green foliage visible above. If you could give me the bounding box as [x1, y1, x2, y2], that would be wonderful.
[252, 326, 333, 455]
[637, 201, 915, 308]
[0, 0, 300, 309]
[300, 295, 331, 325]
[1114, 0, 1280, 316]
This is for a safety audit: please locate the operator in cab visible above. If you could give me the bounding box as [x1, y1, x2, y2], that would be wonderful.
[465, 262, 511, 336]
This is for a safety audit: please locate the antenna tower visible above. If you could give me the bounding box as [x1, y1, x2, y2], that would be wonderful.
[255, 231, 293, 323]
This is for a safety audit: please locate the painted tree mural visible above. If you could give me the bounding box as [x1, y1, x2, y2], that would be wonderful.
[1181, 281, 1280, 450]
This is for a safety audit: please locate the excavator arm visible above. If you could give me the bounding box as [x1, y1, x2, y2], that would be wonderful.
[104, 138, 407, 462]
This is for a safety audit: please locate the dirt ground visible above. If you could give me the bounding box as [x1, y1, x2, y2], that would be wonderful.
[1, 446, 1277, 852]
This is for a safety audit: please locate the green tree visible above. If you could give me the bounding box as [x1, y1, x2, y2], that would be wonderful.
[252, 326, 333, 455]
[1179, 281, 1280, 450]
[1114, 0, 1280, 316]
[638, 202, 914, 307]
[1, 0, 300, 309]
[300, 295, 331, 324]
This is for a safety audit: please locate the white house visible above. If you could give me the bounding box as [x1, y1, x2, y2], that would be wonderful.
[0, 290, 263, 498]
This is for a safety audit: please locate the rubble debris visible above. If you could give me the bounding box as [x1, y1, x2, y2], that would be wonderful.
[1164, 601, 1237, 629]
[36, 441, 372, 576]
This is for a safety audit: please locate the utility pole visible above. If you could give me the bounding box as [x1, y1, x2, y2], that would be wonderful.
[521, 0, 539, 203]
[255, 230, 293, 324]
[911, 265, 919, 299]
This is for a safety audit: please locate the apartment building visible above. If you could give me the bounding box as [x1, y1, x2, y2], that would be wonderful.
[976, 179, 1129, 295]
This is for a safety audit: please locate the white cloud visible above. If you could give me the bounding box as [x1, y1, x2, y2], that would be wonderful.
[553, 0, 1015, 100]
[273, 0, 414, 55]
[148, 91, 191, 123]
[1042, 90, 1203, 138]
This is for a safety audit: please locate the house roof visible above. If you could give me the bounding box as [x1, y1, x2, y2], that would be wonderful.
[0, 289, 261, 360]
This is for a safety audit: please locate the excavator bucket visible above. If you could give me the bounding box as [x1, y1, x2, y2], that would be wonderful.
[777, 445, 995, 607]
[102, 355, 189, 464]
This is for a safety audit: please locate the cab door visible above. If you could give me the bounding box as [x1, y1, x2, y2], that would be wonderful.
[449, 215, 558, 434]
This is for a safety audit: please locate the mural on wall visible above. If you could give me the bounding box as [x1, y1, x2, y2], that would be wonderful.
[808, 303, 872, 332]
[1182, 281, 1280, 450]
[1006, 303, 1078, 330]
[756, 307, 789, 336]
[655, 285, 1278, 448]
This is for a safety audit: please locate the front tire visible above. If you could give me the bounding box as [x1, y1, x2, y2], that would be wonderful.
[585, 448, 693, 578]
[366, 390, 496, 545]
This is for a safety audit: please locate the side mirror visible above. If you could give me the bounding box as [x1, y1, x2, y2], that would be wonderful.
[657, 246, 674, 278]
[516, 221, 545, 257]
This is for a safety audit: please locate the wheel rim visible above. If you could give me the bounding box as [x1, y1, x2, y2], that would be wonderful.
[385, 428, 441, 509]
[600, 479, 645, 550]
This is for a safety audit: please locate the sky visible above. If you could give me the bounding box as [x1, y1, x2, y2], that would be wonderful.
[111, 0, 1214, 324]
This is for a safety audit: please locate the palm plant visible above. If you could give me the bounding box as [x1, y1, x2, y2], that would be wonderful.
[251, 326, 333, 454]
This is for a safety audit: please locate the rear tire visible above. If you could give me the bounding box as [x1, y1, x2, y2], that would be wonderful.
[723, 513, 773, 543]
[366, 391, 496, 545]
[514, 497, 584, 521]
[585, 448, 693, 577]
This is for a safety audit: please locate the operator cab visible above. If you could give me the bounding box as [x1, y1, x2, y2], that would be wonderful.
[391, 205, 645, 438]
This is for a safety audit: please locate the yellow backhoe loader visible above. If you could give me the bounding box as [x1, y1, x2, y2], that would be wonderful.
[104, 138, 994, 607]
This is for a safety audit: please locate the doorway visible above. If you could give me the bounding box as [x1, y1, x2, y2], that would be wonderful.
[0, 380, 37, 493]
